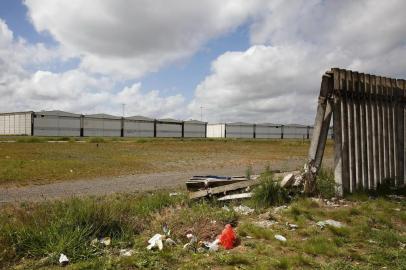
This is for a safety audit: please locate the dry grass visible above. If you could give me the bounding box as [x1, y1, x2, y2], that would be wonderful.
[0, 138, 333, 187]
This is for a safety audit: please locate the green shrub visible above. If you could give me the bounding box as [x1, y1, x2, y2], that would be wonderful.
[251, 174, 289, 207]
[88, 137, 106, 143]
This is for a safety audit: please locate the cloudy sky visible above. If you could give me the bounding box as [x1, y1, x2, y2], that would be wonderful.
[0, 0, 405, 124]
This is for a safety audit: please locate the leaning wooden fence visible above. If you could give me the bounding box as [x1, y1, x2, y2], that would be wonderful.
[307, 68, 405, 195]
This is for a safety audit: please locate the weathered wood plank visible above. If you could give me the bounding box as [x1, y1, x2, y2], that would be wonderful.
[377, 76, 385, 185]
[333, 68, 344, 195]
[382, 77, 389, 179]
[360, 73, 369, 189]
[347, 70, 356, 192]
[397, 79, 405, 186]
[188, 179, 260, 199]
[353, 72, 362, 190]
[388, 78, 395, 180]
[371, 75, 379, 189]
[365, 74, 374, 189]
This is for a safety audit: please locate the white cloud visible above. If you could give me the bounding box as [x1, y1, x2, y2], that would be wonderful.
[24, 0, 264, 78]
[190, 0, 406, 124]
[0, 19, 185, 118]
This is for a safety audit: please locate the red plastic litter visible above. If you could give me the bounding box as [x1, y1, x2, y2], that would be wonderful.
[218, 224, 236, 249]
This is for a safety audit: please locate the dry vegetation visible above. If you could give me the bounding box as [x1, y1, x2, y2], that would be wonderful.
[0, 137, 333, 187]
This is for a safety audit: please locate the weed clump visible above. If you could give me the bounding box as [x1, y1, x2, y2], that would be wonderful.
[251, 173, 289, 207]
[316, 168, 336, 198]
[88, 137, 106, 143]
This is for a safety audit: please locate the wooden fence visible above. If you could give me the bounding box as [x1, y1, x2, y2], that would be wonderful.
[307, 68, 405, 195]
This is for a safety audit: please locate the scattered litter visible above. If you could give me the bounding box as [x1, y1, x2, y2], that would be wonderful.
[233, 205, 254, 215]
[293, 174, 304, 187]
[388, 195, 405, 200]
[183, 233, 198, 250]
[286, 223, 298, 230]
[399, 242, 405, 249]
[275, 234, 287, 242]
[218, 192, 252, 201]
[273, 205, 288, 213]
[165, 238, 176, 246]
[219, 224, 236, 249]
[162, 223, 170, 236]
[394, 208, 401, 211]
[245, 235, 254, 239]
[202, 239, 220, 252]
[280, 173, 295, 188]
[254, 220, 277, 228]
[317, 219, 344, 229]
[119, 249, 135, 257]
[147, 234, 164, 250]
[169, 192, 180, 197]
[59, 253, 69, 266]
[91, 237, 111, 247]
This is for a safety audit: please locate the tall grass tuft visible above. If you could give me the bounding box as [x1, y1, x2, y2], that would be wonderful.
[316, 168, 336, 198]
[251, 173, 289, 207]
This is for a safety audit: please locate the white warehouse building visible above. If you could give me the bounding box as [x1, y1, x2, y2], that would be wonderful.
[183, 120, 206, 138]
[33, 110, 81, 136]
[0, 111, 32, 136]
[83, 114, 122, 137]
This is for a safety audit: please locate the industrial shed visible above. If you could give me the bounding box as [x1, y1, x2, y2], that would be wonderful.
[124, 116, 154, 137]
[283, 124, 310, 139]
[156, 118, 182, 137]
[83, 114, 122, 137]
[0, 111, 32, 135]
[206, 124, 226, 138]
[183, 120, 206, 138]
[255, 123, 282, 139]
[33, 110, 81, 136]
[226, 122, 254, 138]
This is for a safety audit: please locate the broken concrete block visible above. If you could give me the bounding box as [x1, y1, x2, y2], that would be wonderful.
[316, 219, 344, 229]
[274, 235, 287, 242]
[59, 253, 69, 266]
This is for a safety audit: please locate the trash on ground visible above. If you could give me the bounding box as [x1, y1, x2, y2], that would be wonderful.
[119, 249, 135, 257]
[91, 237, 111, 247]
[169, 192, 180, 197]
[218, 192, 252, 201]
[254, 220, 277, 228]
[162, 223, 170, 236]
[317, 219, 344, 228]
[218, 224, 236, 249]
[222, 205, 231, 212]
[183, 233, 198, 250]
[202, 238, 220, 252]
[287, 223, 298, 230]
[165, 238, 176, 246]
[275, 234, 287, 242]
[59, 253, 69, 266]
[147, 234, 164, 250]
[233, 205, 254, 215]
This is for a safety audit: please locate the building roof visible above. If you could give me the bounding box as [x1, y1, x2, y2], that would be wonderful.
[85, 113, 122, 119]
[35, 110, 81, 117]
[226, 122, 254, 126]
[184, 119, 206, 124]
[157, 118, 183, 123]
[125, 115, 154, 121]
[256, 123, 282, 127]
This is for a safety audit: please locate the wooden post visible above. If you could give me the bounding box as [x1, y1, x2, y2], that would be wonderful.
[377, 76, 385, 186]
[371, 75, 379, 189]
[346, 70, 356, 192]
[333, 68, 344, 195]
[353, 72, 363, 190]
[359, 73, 369, 189]
[340, 69, 350, 193]
[396, 79, 405, 186]
[388, 79, 395, 180]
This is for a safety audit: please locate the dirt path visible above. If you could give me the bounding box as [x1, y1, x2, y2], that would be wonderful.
[0, 166, 268, 204]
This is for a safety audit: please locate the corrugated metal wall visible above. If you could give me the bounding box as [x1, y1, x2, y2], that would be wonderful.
[255, 124, 282, 139]
[156, 120, 182, 137]
[226, 123, 254, 138]
[0, 112, 32, 135]
[184, 121, 206, 138]
[207, 124, 225, 138]
[33, 111, 81, 136]
[283, 125, 309, 139]
[83, 114, 122, 137]
[124, 119, 154, 137]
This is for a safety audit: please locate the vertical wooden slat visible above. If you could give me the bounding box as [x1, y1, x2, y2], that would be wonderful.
[371, 75, 379, 189]
[333, 68, 344, 195]
[360, 73, 369, 189]
[382, 77, 389, 179]
[388, 79, 395, 180]
[340, 69, 350, 193]
[398, 79, 406, 186]
[366, 74, 375, 189]
[391, 78, 397, 183]
[346, 70, 356, 192]
[353, 72, 362, 190]
[377, 76, 385, 185]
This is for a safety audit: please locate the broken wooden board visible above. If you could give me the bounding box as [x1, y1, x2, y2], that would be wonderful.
[189, 178, 261, 199]
[186, 175, 258, 191]
[218, 192, 253, 201]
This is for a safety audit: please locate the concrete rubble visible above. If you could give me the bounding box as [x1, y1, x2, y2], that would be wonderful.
[316, 219, 345, 229]
[233, 205, 255, 215]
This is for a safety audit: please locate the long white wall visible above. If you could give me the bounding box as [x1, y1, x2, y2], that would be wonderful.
[0, 112, 32, 135]
[34, 115, 81, 136]
[123, 120, 154, 137]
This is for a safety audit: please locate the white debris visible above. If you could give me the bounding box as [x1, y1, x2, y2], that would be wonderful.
[59, 253, 69, 266]
[222, 205, 231, 212]
[218, 193, 252, 201]
[254, 220, 277, 228]
[280, 173, 295, 188]
[273, 205, 288, 213]
[275, 235, 287, 242]
[233, 205, 255, 215]
[203, 239, 220, 252]
[169, 192, 180, 197]
[100, 237, 111, 246]
[399, 242, 405, 249]
[147, 234, 164, 250]
[317, 219, 344, 229]
[119, 249, 135, 257]
[165, 238, 176, 246]
[287, 223, 298, 230]
[293, 175, 304, 187]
